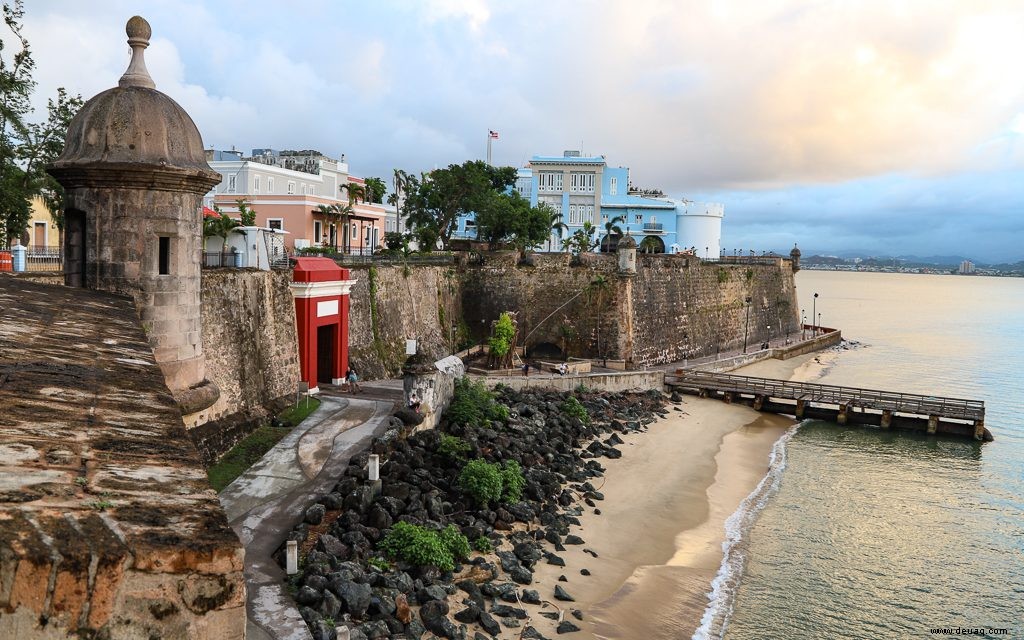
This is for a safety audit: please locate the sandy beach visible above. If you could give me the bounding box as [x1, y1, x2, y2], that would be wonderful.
[501, 353, 825, 639]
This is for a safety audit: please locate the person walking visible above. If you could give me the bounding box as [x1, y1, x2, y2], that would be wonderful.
[522, 362, 530, 377]
[346, 368, 361, 393]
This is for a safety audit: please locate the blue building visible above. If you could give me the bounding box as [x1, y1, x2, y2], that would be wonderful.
[455, 151, 723, 257]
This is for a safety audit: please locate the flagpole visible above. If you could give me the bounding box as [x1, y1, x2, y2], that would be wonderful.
[486, 132, 492, 166]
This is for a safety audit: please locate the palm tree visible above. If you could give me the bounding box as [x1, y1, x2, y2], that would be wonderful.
[314, 203, 339, 250]
[332, 202, 354, 253]
[600, 215, 625, 252]
[203, 209, 241, 263]
[342, 182, 366, 205]
[235, 199, 257, 226]
[546, 207, 568, 252]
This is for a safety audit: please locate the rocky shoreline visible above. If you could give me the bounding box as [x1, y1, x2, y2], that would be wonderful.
[280, 382, 671, 640]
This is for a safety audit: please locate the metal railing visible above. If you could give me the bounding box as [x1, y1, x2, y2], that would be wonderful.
[703, 255, 784, 265]
[642, 222, 664, 232]
[24, 246, 62, 271]
[669, 370, 985, 421]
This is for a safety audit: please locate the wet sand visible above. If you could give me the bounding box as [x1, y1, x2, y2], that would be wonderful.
[502, 353, 820, 639]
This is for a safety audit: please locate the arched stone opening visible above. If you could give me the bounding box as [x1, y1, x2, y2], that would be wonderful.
[639, 236, 666, 254]
[528, 341, 564, 360]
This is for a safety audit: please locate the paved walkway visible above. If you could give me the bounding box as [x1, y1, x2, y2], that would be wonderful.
[218, 394, 395, 640]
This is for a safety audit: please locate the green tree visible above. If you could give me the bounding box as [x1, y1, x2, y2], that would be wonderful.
[364, 177, 386, 204]
[474, 191, 550, 251]
[402, 160, 517, 250]
[546, 205, 568, 252]
[600, 214, 625, 252]
[564, 221, 599, 256]
[0, 1, 82, 246]
[235, 199, 257, 226]
[203, 207, 241, 254]
[342, 181, 366, 205]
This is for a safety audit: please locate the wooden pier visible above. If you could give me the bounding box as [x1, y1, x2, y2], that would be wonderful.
[667, 370, 991, 441]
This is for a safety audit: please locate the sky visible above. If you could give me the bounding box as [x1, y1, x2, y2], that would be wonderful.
[15, 0, 1024, 262]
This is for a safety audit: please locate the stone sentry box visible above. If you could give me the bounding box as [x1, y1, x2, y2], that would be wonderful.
[48, 15, 221, 413]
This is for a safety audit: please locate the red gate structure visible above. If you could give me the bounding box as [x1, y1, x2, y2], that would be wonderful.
[291, 257, 355, 393]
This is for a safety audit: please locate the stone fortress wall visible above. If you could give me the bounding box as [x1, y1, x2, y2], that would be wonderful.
[459, 251, 800, 366]
[188, 269, 301, 462]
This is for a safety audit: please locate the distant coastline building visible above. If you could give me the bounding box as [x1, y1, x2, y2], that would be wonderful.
[455, 151, 723, 256]
[958, 260, 976, 275]
[204, 148, 391, 253]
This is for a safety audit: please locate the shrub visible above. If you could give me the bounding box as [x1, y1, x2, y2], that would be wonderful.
[561, 396, 590, 424]
[486, 402, 510, 423]
[473, 536, 494, 553]
[378, 522, 457, 571]
[438, 525, 471, 562]
[458, 459, 525, 506]
[367, 557, 390, 571]
[438, 434, 471, 459]
[500, 460, 525, 503]
[458, 459, 504, 506]
[447, 378, 507, 428]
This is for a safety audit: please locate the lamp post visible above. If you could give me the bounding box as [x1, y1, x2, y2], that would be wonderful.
[812, 292, 819, 336]
[818, 312, 822, 334]
[766, 324, 771, 349]
[801, 310, 806, 340]
[743, 296, 752, 354]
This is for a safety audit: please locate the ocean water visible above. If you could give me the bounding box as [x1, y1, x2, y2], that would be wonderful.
[702, 271, 1024, 639]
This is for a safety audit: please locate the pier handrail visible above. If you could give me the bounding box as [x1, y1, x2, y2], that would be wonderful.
[669, 371, 985, 422]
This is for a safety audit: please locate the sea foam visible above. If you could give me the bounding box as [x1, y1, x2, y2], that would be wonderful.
[692, 420, 808, 640]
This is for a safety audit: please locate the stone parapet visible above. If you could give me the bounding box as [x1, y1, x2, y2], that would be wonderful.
[0, 278, 245, 639]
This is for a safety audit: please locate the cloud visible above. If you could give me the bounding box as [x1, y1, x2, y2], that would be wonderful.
[16, 0, 1024, 261]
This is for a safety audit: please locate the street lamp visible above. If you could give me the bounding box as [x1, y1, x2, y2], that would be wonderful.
[743, 296, 752, 353]
[818, 312, 822, 333]
[801, 309, 806, 340]
[766, 324, 771, 349]
[812, 292, 819, 336]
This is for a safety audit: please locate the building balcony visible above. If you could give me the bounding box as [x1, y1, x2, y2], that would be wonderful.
[642, 222, 665, 233]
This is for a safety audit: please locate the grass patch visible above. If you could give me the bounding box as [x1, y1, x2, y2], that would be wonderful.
[207, 398, 321, 492]
[278, 397, 322, 427]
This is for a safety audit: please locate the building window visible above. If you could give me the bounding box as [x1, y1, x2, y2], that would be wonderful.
[314, 220, 322, 243]
[310, 185, 317, 196]
[538, 172, 564, 193]
[158, 236, 170, 275]
[609, 177, 617, 195]
[254, 175, 261, 193]
[351, 225, 358, 239]
[635, 214, 642, 223]
[287, 181, 295, 194]
[551, 202, 562, 217]
[267, 219, 284, 231]
[267, 177, 274, 193]
[569, 204, 582, 225]
[585, 205, 594, 222]
[227, 175, 236, 193]
[329, 223, 337, 247]
[301, 184, 308, 195]
[570, 173, 595, 194]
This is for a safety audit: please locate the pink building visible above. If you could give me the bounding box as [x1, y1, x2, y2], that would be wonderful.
[204, 148, 390, 254]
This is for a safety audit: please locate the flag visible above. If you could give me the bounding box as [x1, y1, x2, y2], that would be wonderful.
[489, 130, 499, 139]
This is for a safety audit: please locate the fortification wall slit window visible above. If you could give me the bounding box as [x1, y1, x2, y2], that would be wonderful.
[158, 236, 171, 275]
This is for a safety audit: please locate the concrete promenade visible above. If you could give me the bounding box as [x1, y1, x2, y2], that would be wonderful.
[219, 393, 394, 640]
